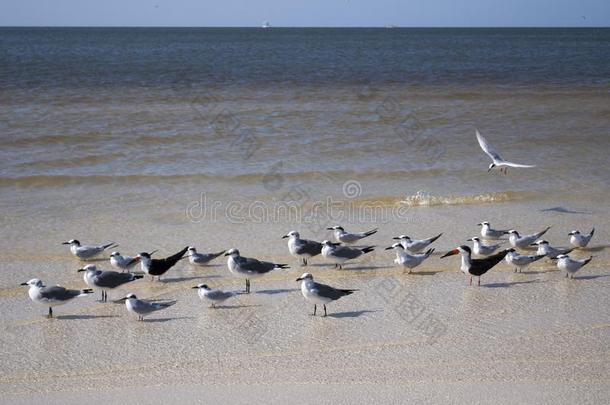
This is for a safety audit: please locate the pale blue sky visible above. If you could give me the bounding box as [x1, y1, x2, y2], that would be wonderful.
[1, 0, 608, 27]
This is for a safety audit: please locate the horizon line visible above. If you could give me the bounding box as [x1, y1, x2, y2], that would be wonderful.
[0, 25, 608, 29]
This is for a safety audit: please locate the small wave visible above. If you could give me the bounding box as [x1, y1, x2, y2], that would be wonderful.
[399, 190, 534, 207]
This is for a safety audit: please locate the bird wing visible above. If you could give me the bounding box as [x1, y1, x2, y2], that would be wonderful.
[159, 247, 189, 266]
[295, 239, 323, 256]
[239, 257, 276, 274]
[206, 290, 233, 300]
[39, 286, 81, 301]
[94, 271, 136, 288]
[503, 161, 536, 168]
[476, 130, 503, 161]
[312, 282, 355, 300]
[333, 246, 362, 259]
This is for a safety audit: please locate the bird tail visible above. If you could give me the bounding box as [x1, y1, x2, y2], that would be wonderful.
[103, 242, 118, 250]
[361, 246, 375, 254]
[532, 254, 546, 262]
[363, 228, 378, 237]
[588, 228, 595, 237]
[428, 233, 443, 243]
[275, 264, 290, 269]
[536, 226, 551, 238]
[425, 248, 435, 257]
[157, 300, 177, 308]
[583, 257, 593, 266]
[341, 289, 358, 295]
[79, 289, 94, 296]
[213, 250, 227, 258]
[132, 274, 144, 280]
[167, 247, 190, 264]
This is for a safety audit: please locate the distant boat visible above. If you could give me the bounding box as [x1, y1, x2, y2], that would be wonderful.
[262, 21, 270, 29]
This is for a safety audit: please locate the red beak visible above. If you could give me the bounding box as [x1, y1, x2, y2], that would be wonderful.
[440, 248, 459, 259]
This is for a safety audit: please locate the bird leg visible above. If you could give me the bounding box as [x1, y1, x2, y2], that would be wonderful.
[478, 277, 481, 286]
[469, 276, 472, 286]
[302, 258, 307, 266]
[313, 305, 317, 316]
[334, 264, 338, 269]
[338, 264, 343, 270]
[48, 307, 53, 318]
[323, 305, 327, 317]
[245, 279, 250, 294]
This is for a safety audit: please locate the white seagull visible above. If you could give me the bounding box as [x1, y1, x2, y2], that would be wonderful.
[476, 130, 536, 174]
[467, 237, 503, 257]
[505, 249, 546, 273]
[225, 248, 289, 293]
[392, 233, 442, 253]
[78, 264, 143, 302]
[507, 227, 551, 249]
[192, 284, 235, 308]
[118, 293, 176, 321]
[385, 243, 434, 273]
[321, 240, 374, 269]
[327, 226, 377, 245]
[110, 251, 145, 272]
[186, 246, 226, 266]
[283, 231, 323, 266]
[477, 221, 509, 240]
[62, 239, 117, 260]
[531, 240, 574, 259]
[21, 278, 93, 318]
[568, 229, 595, 248]
[295, 273, 357, 317]
[556, 254, 593, 279]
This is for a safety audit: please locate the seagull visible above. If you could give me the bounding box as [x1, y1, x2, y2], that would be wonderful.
[321, 240, 374, 269]
[282, 231, 323, 266]
[225, 248, 289, 293]
[327, 226, 377, 245]
[192, 284, 235, 308]
[467, 237, 503, 257]
[505, 249, 546, 272]
[77, 264, 143, 302]
[186, 247, 226, 266]
[568, 228, 595, 248]
[118, 293, 176, 321]
[295, 273, 357, 317]
[110, 251, 149, 272]
[507, 227, 551, 249]
[20, 278, 93, 318]
[531, 240, 575, 259]
[477, 221, 509, 240]
[393, 233, 442, 253]
[556, 254, 593, 279]
[385, 243, 434, 273]
[62, 239, 117, 260]
[136, 247, 188, 281]
[476, 129, 536, 174]
[441, 245, 509, 286]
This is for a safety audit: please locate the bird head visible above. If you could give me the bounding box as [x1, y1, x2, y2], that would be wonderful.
[568, 230, 580, 236]
[20, 278, 43, 287]
[488, 163, 496, 172]
[224, 248, 239, 257]
[327, 226, 344, 231]
[77, 264, 97, 273]
[385, 243, 403, 250]
[441, 245, 470, 258]
[283, 231, 299, 239]
[62, 239, 80, 246]
[296, 273, 313, 282]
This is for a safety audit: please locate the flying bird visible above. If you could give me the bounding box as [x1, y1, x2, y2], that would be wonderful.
[476, 130, 536, 174]
[296, 273, 357, 317]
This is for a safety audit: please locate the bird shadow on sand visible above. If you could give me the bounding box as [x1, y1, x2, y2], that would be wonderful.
[144, 316, 194, 323]
[255, 288, 300, 295]
[209, 304, 260, 309]
[56, 314, 120, 320]
[326, 309, 380, 318]
[483, 279, 543, 289]
[584, 245, 610, 252]
[408, 271, 440, 276]
[342, 265, 394, 271]
[163, 276, 207, 283]
[79, 258, 109, 263]
[573, 274, 610, 281]
[523, 268, 558, 275]
[539, 206, 593, 215]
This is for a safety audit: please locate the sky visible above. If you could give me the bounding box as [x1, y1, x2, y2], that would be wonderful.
[0, 0, 608, 27]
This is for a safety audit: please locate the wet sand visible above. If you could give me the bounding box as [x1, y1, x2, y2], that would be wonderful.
[1, 186, 608, 404]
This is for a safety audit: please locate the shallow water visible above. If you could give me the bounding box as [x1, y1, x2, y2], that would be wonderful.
[0, 28, 609, 402]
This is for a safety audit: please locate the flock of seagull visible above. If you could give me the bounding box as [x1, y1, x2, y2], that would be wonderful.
[19, 131, 598, 319]
[20, 223, 595, 319]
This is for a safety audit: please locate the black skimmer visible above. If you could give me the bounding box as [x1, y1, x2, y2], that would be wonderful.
[136, 247, 189, 281]
[441, 245, 509, 286]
